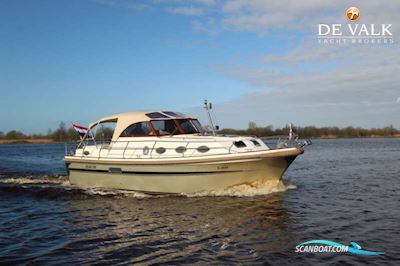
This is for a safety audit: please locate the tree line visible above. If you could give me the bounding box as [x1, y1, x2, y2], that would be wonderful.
[0, 122, 80, 142]
[0, 121, 399, 142]
[219, 122, 399, 138]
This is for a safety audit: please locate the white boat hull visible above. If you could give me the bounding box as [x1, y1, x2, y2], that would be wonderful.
[65, 148, 302, 194]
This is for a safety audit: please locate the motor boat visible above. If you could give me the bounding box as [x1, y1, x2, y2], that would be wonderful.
[64, 102, 309, 194]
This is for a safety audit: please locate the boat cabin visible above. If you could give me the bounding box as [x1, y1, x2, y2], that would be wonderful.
[85, 111, 205, 142]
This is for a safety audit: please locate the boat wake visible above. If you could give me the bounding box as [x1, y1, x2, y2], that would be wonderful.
[185, 180, 296, 197]
[0, 176, 69, 185]
[83, 187, 151, 198]
[0, 176, 296, 198]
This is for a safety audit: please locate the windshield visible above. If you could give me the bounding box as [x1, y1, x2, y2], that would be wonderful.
[177, 119, 199, 134]
[92, 122, 116, 140]
[87, 120, 117, 144]
[151, 120, 179, 135]
[191, 119, 204, 134]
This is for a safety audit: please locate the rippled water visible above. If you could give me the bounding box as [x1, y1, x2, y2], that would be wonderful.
[0, 139, 399, 265]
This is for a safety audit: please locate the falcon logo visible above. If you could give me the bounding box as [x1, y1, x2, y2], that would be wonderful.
[346, 7, 360, 21]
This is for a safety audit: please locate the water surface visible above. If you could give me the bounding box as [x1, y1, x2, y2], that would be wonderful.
[0, 139, 399, 265]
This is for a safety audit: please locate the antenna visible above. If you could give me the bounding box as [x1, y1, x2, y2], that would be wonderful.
[204, 100, 216, 136]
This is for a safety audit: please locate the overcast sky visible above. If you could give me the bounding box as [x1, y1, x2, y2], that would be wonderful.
[0, 0, 399, 133]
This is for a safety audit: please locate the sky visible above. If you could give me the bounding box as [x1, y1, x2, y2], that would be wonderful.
[0, 0, 399, 134]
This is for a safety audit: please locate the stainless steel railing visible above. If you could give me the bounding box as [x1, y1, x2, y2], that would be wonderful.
[65, 138, 238, 159]
[64, 136, 310, 159]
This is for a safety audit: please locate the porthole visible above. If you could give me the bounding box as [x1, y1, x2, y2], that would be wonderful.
[197, 146, 210, 153]
[156, 147, 166, 154]
[83, 151, 90, 155]
[143, 146, 150, 155]
[175, 146, 187, 153]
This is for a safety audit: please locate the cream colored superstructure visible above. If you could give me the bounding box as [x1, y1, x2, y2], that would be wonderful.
[64, 111, 304, 194]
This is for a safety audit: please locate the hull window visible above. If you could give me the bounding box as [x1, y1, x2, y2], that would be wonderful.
[175, 146, 187, 153]
[197, 146, 210, 153]
[156, 147, 166, 154]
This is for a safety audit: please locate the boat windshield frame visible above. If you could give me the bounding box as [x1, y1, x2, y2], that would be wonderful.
[118, 118, 204, 138]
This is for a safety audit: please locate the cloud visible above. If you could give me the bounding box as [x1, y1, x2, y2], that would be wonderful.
[183, 0, 400, 128]
[192, 18, 219, 35]
[212, 42, 400, 128]
[91, 0, 400, 127]
[166, 6, 204, 16]
[219, 0, 400, 35]
[93, 0, 400, 35]
[161, 0, 400, 46]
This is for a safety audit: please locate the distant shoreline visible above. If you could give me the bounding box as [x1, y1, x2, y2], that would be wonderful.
[1, 135, 399, 145]
[0, 139, 62, 145]
[2, 123, 398, 144]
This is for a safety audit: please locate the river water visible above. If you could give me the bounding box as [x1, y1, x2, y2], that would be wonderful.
[0, 139, 399, 265]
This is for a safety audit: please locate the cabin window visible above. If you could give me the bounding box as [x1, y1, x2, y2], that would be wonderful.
[177, 119, 198, 134]
[151, 120, 179, 135]
[120, 122, 153, 137]
[250, 139, 261, 146]
[146, 112, 169, 119]
[233, 141, 247, 148]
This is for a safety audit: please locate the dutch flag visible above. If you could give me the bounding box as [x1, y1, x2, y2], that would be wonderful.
[72, 124, 92, 139]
